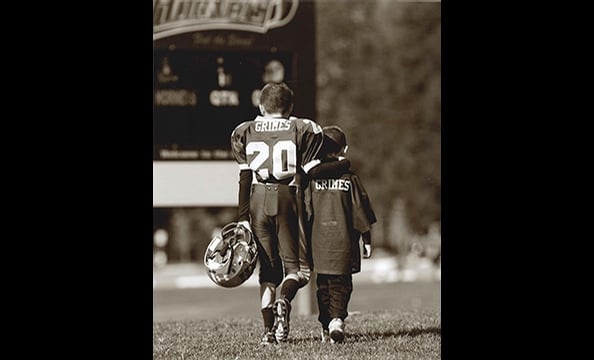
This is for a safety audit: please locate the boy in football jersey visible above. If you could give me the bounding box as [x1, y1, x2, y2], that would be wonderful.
[304, 125, 377, 344]
[230, 82, 349, 345]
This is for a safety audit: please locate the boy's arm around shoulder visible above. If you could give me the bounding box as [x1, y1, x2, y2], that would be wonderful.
[307, 158, 351, 179]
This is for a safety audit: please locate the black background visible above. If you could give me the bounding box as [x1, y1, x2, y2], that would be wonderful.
[13, 0, 582, 358]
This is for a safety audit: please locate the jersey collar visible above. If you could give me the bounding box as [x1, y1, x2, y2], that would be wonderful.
[255, 115, 288, 121]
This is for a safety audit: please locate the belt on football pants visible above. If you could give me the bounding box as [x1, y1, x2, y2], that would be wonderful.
[251, 183, 296, 217]
[251, 183, 297, 192]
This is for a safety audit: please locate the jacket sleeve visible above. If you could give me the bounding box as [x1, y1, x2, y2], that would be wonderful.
[361, 231, 371, 245]
[350, 173, 377, 234]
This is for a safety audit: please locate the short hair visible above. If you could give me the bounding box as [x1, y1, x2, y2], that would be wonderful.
[259, 82, 293, 115]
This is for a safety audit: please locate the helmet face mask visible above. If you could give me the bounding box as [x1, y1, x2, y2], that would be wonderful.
[204, 222, 258, 288]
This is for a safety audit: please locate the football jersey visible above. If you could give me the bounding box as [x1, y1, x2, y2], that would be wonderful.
[306, 171, 377, 275]
[231, 116, 323, 185]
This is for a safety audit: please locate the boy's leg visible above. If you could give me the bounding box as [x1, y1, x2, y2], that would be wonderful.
[259, 282, 278, 345]
[328, 274, 353, 343]
[316, 274, 332, 342]
[251, 219, 283, 335]
[296, 184, 313, 289]
[274, 185, 301, 342]
[276, 185, 301, 292]
[250, 189, 283, 345]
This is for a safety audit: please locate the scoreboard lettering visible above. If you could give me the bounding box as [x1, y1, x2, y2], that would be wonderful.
[153, 0, 300, 40]
[153, 0, 315, 161]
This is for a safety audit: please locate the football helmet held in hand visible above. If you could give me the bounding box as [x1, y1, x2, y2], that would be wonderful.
[204, 222, 258, 288]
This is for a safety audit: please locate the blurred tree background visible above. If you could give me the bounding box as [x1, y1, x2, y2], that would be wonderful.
[315, 0, 441, 255]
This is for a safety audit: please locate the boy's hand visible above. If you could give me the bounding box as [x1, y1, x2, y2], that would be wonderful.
[363, 244, 372, 258]
[238, 220, 252, 233]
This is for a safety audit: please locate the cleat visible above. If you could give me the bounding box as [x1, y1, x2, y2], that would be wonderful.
[274, 297, 291, 342]
[260, 331, 277, 346]
[329, 318, 345, 343]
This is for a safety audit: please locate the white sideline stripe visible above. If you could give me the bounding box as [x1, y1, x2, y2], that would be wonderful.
[175, 276, 219, 288]
[154, 259, 440, 290]
[166, 274, 260, 289]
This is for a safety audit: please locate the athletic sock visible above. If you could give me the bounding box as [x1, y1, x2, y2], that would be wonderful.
[280, 278, 299, 302]
[262, 307, 275, 331]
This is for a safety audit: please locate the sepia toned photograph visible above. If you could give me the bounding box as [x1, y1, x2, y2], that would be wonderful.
[153, 0, 441, 358]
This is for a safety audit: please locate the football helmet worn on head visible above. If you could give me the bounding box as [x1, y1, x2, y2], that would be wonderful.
[204, 222, 258, 288]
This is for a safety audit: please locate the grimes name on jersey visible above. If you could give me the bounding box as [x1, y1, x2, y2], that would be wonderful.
[254, 119, 291, 132]
[314, 179, 351, 191]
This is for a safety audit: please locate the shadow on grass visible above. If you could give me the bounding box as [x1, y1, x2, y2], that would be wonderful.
[287, 326, 441, 345]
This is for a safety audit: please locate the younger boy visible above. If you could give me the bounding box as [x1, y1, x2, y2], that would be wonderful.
[304, 125, 377, 344]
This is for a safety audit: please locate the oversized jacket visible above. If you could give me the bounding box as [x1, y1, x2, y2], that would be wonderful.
[304, 170, 377, 275]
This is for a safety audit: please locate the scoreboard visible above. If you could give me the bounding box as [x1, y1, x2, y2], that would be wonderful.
[153, 0, 316, 206]
[153, 50, 294, 160]
[153, 0, 316, 162]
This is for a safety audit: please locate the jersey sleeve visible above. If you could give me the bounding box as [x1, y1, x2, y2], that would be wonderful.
[295, 119, 324, 173]
[230, 122, 250, 170]
[350, 173, 378, 234]
[237, 169, 252, 222]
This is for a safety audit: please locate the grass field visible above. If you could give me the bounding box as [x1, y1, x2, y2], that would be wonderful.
[153, 282, 440, 359]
